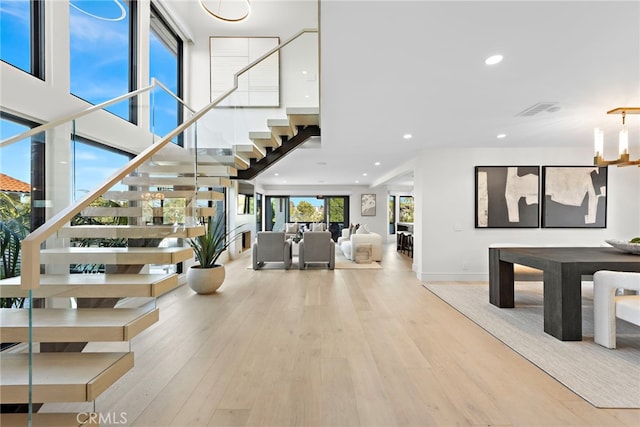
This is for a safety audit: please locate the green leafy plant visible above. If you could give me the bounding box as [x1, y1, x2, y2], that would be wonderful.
[187, 219, 242, 269]
[0, 192, 30, 309]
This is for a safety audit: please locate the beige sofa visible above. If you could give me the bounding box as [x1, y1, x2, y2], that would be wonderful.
[338, 227, 383, 261]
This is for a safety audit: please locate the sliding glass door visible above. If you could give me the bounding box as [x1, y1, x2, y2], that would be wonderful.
[326, 196, 348, 241]
[264, 196, 349, 240]
[265, 196, 287, 231]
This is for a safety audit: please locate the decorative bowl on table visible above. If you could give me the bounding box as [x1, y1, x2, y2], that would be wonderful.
[605, 239, 640, 255]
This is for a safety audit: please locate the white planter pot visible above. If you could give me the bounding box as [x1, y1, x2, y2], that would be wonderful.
[187, 264, 225, 294]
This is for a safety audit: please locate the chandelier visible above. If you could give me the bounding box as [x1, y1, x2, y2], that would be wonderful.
[199, 0, 251, 23]
[594, 107, 640, 167]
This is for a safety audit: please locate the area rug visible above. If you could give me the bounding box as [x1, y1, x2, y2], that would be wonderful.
[246, 260, 382, 270]
[247, 244, 383, 270]
[334, 245, 382, 269]
[423, 282, 640, 408]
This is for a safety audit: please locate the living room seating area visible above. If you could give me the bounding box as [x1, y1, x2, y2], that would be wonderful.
[337, 224, 383, 262]
[252, 232, 293, 270]
[298, 231, 335, 270]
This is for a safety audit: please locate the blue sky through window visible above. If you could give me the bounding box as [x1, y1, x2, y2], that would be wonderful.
[70, 0, 130, 120]
[0, 119, 30, 184]
[0, 0, 31, 73]
[150, 29, 179, 140]
[2, 1, 182, 196]
[73, 140, 130, 200]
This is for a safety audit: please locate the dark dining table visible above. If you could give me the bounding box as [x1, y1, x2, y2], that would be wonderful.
[488, 246, 640, 341]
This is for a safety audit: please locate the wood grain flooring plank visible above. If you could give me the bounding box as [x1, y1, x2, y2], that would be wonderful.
[38, 245, 639, 426]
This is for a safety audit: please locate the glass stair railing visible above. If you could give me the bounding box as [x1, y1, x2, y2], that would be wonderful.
[0, 28, 318, 425]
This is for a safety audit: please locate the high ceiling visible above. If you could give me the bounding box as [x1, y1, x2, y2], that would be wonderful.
[169, 1, 640, 189]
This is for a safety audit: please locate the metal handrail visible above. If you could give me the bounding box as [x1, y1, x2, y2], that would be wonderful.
[1, 78, 196, 148]
[0, 85, 154, 148]
[152, 78, 196, 114]
[19, 28, 318, 289]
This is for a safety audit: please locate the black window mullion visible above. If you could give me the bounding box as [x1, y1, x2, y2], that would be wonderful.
[30, 0, 45, 80]
[129, 0, 138, 125]
[176, 39, 184, 146]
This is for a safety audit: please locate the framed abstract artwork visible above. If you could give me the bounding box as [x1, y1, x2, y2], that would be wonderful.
[475, 166, 540, 228]
[361, 194, 376, 216]
[541, 166, 607, 228]
[209, 36, 280, 107]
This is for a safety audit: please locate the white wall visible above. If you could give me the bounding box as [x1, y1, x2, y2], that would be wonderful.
[184, 1, 318, 150]
[413, 146, 640, 281]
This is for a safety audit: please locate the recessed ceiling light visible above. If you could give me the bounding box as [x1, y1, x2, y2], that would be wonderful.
[374, 162, 381, 166]
[302, 70, 307, 75]
[485, 54, 503, 65]
[274, 173, 279, 176]
[355, 180, 359, 184]
[362, 173, 368, 177]
[497, 133, 507, 139]
[403, 133, 412, 140]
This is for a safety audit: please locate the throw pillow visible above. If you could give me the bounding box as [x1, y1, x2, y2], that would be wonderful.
[286, 223, 298, 234]
[356, 224, 369, 234]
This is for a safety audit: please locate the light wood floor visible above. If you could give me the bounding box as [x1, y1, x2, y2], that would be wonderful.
[45, 245, 640, 426]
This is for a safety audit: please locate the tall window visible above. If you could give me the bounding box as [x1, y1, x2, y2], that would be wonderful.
[289, 197, 324, 223]
[399, 196, 414, 223]
[255, 192, 262, 231]
[326, 196, 348, 241]
[69, 0, 136, 122]
[72, 138, 132, 201]
[0, 113, 45, 238]
[149, 4, 182, 144]
[389, 195, 396, 234]
[0, 0, 44, 78]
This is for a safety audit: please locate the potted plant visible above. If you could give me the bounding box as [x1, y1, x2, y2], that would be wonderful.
[186, 218, 242, 294]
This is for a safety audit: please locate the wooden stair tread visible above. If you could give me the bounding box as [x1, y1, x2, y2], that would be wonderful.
[40, 247, 193, 265]
[81, 206, 143, 217]
[58, 225, 205, 239]
[137, 164, 237, 176]
[0, 308, 159, 342]
[0, 352, 134, 403]
[234, 144, 265, 160]
[120, 176, 231, 187]
[102, 190, 224, 201]
[1, 412, 94, 426]
[287, 107, 319, 127]
[267, 118, 296, 139]
[0, 273, 178, 298]
[234, 155, 250, 170]
[249, 131, 280, 149]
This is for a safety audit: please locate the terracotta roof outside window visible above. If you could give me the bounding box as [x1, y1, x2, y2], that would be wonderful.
[0, 173, 31, 193]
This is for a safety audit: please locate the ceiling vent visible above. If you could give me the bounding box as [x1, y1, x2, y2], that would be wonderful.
[516, 102, 560, 117]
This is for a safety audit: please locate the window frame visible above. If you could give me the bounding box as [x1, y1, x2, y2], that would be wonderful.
[0, 111, 45, 231]
[0, 0, 45, 79]
[149, 2, 184, 146]
[68, 0, 138, 123]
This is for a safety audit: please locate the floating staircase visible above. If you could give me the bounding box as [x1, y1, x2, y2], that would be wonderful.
[0, 152, 222, 422]
[0, 107, 320, 423]
[234, 107, 321, 180]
